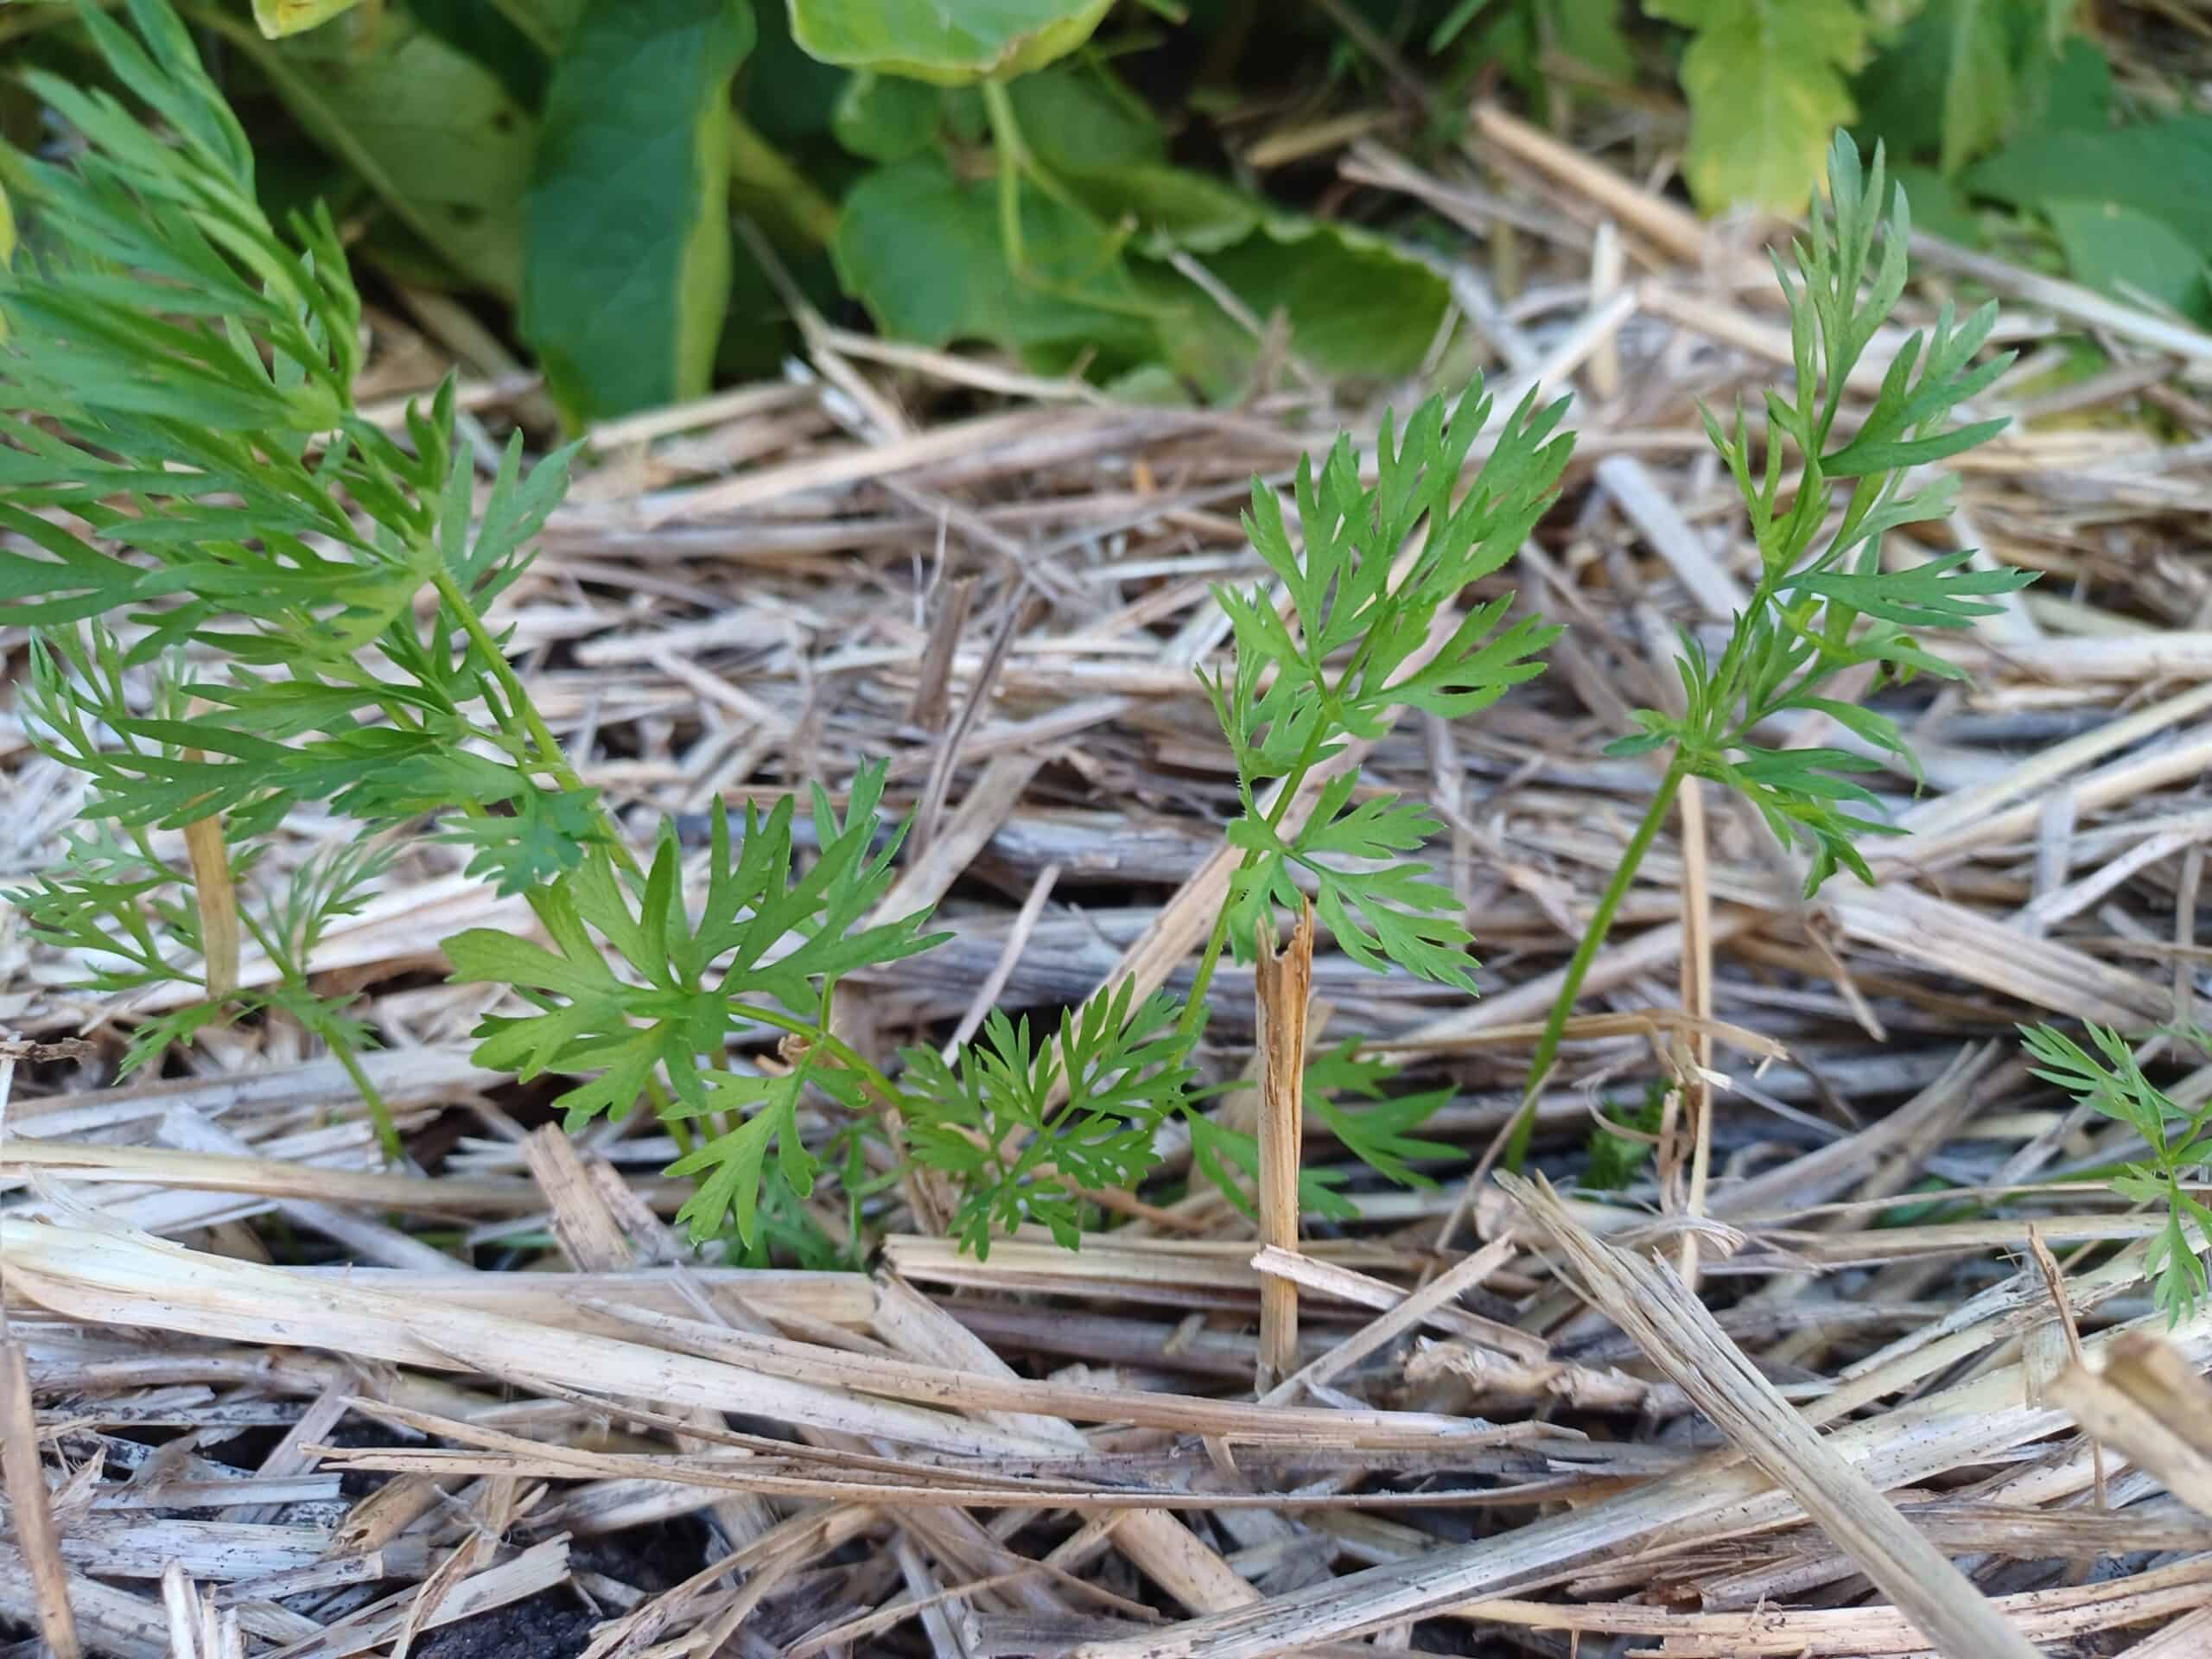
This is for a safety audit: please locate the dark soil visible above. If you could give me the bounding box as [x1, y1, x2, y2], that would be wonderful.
[413, 1524, 708, 1659]
[413, 1592, 598, 1659]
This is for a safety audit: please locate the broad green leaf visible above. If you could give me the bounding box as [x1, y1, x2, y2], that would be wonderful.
[832, 154, 1160, 375]
[1008, 62, 1161, 168]
[1011, 64, 1259, 253]
[407, 0, 560, 106]
[1969, 116, 2212, 255]
[484, 0, 588, 52]
[743, 0, 852, 142]
[1548, 0, 1632, 80]
[1648, 0, 1869, 213]
[2022, 35, 2109, 132]
[789, 0, 1114, 86]
[1065, 167, 1260, 254]
[248, 16, 535, 295]
[252, 0, 362, 37]
[1885, 163, 1984, 246]
[1146, 218, 1451, 394]
[831, 72, 946, 162]
[521, 0, 754, 423]
[1853, 0, 2021, 175]
[1971, 111, 2212, 315]
[1443, 0, 1545, 108]
[2044, 200, 2212, 326]
[1932, 0, 2013, 174]
[395, 1, 590, 105]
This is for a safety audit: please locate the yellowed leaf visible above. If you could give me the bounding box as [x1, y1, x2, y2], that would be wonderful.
[251, 0, 363, 39]
[0, 176, 13, 345]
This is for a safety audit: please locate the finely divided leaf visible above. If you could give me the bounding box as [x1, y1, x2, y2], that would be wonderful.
[1230, 775, 1476, 990]
[716, 761, 947, 1013]
[435, 787, 604, 894]
[1781, 550, 2033, 629]
[665, 1067, 822, 1245]
[2022, 1020, 2212, 1325]
[1185, 1112, 1358, 1224]
[1185, 1043, 1450, 1222]
[901, 981, 1194, 1256]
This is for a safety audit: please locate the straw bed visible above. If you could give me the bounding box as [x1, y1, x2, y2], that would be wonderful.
[5, 92, 2212, 1659]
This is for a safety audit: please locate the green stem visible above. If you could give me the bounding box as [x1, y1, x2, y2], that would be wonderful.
[976, 79, 1164, 326]
[1178, 905, 1241, 1046]
[980, 80, 1029, 283]
[1176, 717, 1333, 1042]
[1503, 757, 1688, 1173]
[426, 564, 721, 1154]
[234, 880, 407, 1166]
[327, 1031, 405, 1166]
[429, 565, 642, 880]
[664, 1107, 697, 1157]
[728, 998, 902, 1107]
[727, 111, 838, 251]
[431, 571, 590, 798]
[1700, 573, 1780, 734]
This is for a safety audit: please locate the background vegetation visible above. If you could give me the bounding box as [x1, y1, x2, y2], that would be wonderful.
[1, 0, 2202, 427]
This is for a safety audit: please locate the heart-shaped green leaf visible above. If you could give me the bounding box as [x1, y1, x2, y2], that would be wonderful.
[790, 0, 1113, 86]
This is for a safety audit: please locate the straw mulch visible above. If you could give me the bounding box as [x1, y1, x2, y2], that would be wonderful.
[6, 104, 2212, 1659]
